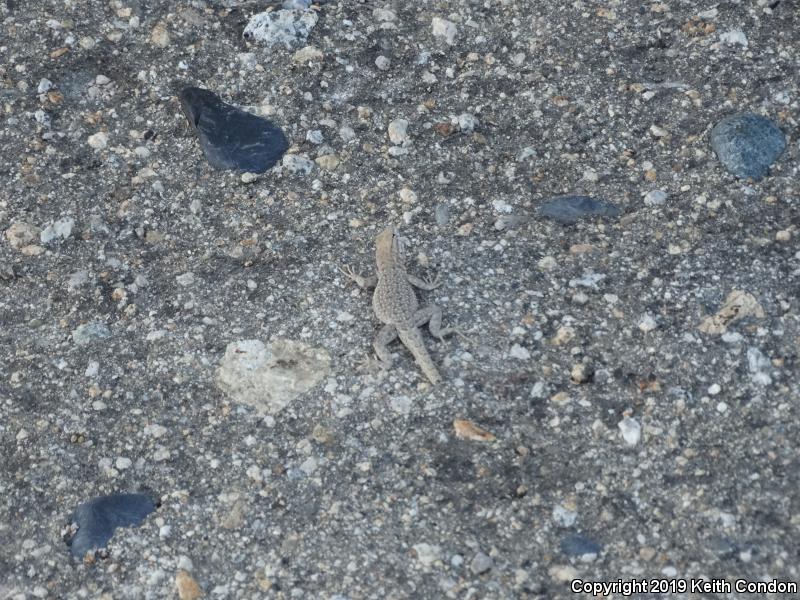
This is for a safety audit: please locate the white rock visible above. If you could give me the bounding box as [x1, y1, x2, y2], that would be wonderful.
[87, 131, 108, 149]
[306, 129, 324, 144]
[398, 187, 417, 203]
[412, 543, 442, 567]
[339, 126, 356, 142]
[375, 55, 391, 71]
[388, 119, 410, 145]
[509, 344, 531, 360]
[457, 113, 479, 132]
[216, 339, 331, 414]
[492, 199, 512, 213]
[708, 383, 721, 395]
[618, 417, 641, 446]
[373, 8, 397, 21]
[283, 154, 315, 175]
[85, 361, 99, 377]
[747, 347, 772, 386]
[115, 457, 132, 470]
[719, 29, 748, 48]
[244, 9, 318, 48]
[644, 189, 668, 206]
[176, 272, 195, 286]
[37, 78, 53, 94]
[552, 504, 577, 527]
[431, 17, 457, 45]
[638, 314, 658, 332]
[40, 217, 74, 243]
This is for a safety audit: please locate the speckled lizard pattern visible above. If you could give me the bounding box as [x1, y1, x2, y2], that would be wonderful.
[341, 226, 459, 384]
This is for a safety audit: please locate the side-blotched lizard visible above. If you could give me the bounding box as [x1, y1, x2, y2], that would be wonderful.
[341, 225, 460, 384]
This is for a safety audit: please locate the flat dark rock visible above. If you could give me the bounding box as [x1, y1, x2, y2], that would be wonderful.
[560, 533, 603, 557]
[710, 112, 786, 181]
[538, 195, 621, 224]
[180, 87, 289, 173]
[67, 493, 156, 559]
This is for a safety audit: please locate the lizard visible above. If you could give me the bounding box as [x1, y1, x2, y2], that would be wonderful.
[340, 225, 461, 384]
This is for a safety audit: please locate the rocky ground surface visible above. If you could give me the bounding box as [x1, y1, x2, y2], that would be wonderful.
[1, 0, 799, 598]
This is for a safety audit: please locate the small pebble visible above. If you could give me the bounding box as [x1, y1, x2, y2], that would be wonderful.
[388, 119, 410, 145]
[470, 552, 493, 575]
[618, 417, 641, 446]
[644, 189, 668, 206]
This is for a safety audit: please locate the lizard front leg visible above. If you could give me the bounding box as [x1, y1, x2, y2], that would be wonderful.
[339, 265, 378, 289]
[407, 272, 441, 291]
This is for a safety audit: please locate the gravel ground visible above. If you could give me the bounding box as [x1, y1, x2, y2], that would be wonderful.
[1, 1, 799, 598]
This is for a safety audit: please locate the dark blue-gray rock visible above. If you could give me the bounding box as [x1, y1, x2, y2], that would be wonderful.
[67, 493, 156, 559]
[538, 196, 621, 224]
[710, 113, 786, 181]
[560, 533, 603, 557]
[179, 87, 289, 173]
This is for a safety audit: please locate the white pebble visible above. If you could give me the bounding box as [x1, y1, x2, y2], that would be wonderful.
[87, 131, 108, 150]
[708, 383, 721, 395]
[388, 119, 409, 145]
[618, 417, 641, 446]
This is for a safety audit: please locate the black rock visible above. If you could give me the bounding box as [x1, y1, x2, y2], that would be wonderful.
[710, 112, 786, 181]
[560, 533, 603, 557]
[179, 87, 289, 173]
[66, 493, 156, 559]
[538, 196, 621, 224]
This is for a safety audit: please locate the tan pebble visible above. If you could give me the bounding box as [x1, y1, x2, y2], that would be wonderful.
[550, 325, 575, 346]
[570, 363, 594, 384]
[150, 24, 170, 48]
[453, 419, 496, 442]
[537, 255, 557, 271]
[175, 570, 203, 600]
[549, 565, 579, 582]
[311, 424, 334, 444]
[776, 229, 791, 242]
[291, 45, 323, 64]
[50, 47, 69, 59]
[639, 547, 657, 561]
[47, 90, 64, 104]
[21, 244, 44, 256]
[550, 391, 570, 405]
[644, 169, 657, 182]
[315, 154, 340, 171]
[5, 222, 41, 248]
[569, 244, 594, 254]
[398, 187, 417, 203]
[698, 290, 764, 335]
[456, 223, 473, 236]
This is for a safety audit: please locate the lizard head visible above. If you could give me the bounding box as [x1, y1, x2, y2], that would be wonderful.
[375, 225, 405, 269]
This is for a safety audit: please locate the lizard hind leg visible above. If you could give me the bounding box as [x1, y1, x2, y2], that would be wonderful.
[414, 305, 460, 345]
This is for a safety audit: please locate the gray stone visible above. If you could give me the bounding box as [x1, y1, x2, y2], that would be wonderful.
[179, 87, 289, 173]
[538, 196, 621, 224]
[469, 552, 493, 575]
[710, 113, 786, 180]
[40, 217, 74, 243]
[72, 321, 111, 346]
